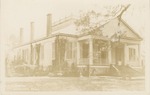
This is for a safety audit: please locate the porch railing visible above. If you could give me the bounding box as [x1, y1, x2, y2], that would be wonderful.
[79, 58, 89, 65]
[79, 58, 108, 65]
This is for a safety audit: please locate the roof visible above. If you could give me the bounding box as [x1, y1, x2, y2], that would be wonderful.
[100, 17, 142, 41]
[14, 15, 142, 49]
[51, 15, 142, 41]
[52, 23, 78, 35]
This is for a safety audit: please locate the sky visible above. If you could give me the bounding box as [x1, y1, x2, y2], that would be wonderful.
[1, 0, 149, 44]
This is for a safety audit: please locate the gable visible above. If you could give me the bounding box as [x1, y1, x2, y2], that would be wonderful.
[120, 19, 142, 40]
[101, 18, 142, 40]
[121, 29, 140, 40]
[51, 16, 142, 41]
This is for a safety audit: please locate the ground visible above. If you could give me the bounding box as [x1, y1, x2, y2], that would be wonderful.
[5, 76, 145, 91]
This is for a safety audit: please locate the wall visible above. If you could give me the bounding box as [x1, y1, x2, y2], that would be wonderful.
[32, 37, 56, 67]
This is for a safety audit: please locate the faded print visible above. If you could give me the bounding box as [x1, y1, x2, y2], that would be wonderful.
[0, 0, 149, 94]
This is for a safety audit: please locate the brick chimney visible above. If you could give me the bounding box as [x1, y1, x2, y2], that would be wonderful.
[19, 28, 23, 44]
[47, 14, 52, 36]
[30, 22, 34, 41]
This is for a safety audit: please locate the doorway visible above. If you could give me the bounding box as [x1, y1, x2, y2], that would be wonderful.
[115, 46, 124, 65]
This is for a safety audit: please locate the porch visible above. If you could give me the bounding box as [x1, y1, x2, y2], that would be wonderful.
[76, 35, 141, 67]
[77, 35, 110, 66]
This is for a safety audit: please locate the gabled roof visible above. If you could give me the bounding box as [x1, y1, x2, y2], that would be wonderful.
[51, 16, 142, 41]
[100, 17, 142, 41]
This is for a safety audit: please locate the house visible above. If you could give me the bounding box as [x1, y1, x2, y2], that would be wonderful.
[10, 13, 143, 75]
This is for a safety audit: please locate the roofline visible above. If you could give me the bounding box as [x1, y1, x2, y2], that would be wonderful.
[12, 33, 77, 49]
[12, 16, 143, 49]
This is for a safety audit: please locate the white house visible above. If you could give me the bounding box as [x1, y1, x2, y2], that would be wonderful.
[11, 14, 143, 75]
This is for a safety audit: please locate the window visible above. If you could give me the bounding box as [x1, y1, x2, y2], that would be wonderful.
[82, 43, 89, 58]
[52, 42, 55, 59]
[25, 49, 27, 61]
[129, 48, 136, 61]
[72, 43, 76, 58]
[23, 49, 25, 60]
[41, 45, 44, 60]
[101, 51, 107, 64]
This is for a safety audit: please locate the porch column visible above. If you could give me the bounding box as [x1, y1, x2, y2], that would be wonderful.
[108, 41, 112, 64]
[124, 44, 127, 64]
[89, 38, 93, 65]
[138, 44, 141, 66]
[77, 41, 80, 64]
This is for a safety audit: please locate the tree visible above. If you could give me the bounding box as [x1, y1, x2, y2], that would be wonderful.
[74, 4, 130, 34]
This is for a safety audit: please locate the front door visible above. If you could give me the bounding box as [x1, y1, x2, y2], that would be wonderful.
[115, 46, 124, 65]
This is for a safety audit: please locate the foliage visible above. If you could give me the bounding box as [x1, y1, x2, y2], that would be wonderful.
[74, 4, 130, 34]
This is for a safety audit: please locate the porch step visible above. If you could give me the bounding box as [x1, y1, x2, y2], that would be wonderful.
[108, 65, 144, 77]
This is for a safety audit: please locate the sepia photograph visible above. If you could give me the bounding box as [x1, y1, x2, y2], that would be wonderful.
[0, 0, 150, 95]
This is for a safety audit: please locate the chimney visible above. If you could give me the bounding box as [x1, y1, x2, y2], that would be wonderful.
[30, 22, 34, 41]
[47, 14, 52, 36]
[19, 28, 23, 44]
